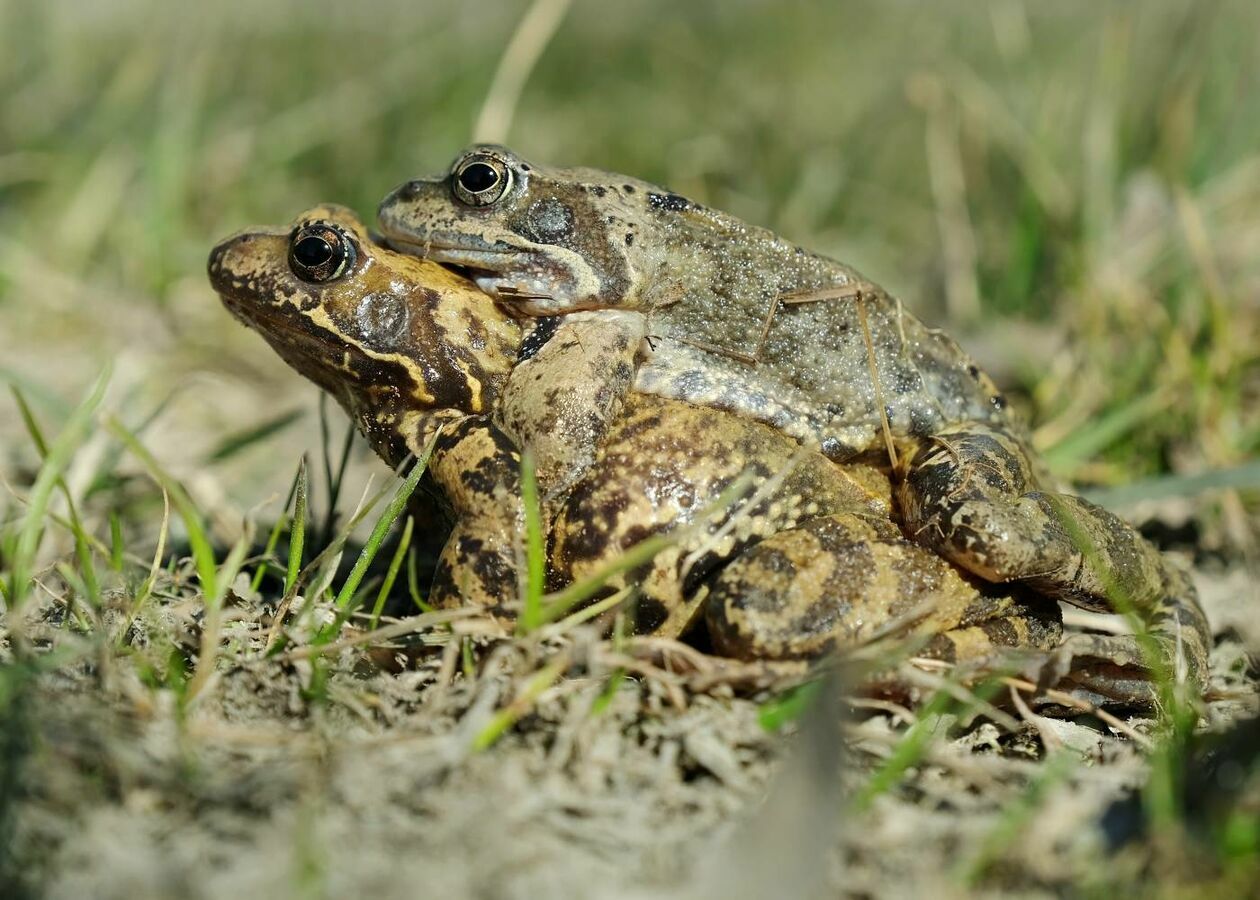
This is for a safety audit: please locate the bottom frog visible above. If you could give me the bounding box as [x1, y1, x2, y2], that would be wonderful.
[208, 206, 1199, 706]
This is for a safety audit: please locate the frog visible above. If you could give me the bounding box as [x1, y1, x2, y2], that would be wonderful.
[210, 206, 1198, 706]
[376, 146, 1211, 700]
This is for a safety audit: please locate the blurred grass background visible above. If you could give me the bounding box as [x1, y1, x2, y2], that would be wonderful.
[0, 0, 1256, 545]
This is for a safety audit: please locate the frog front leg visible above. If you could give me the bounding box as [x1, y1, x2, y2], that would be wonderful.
[424, 415, 527, 614]
[895, 423, 1211, 701]
[496, 310, 646, 498]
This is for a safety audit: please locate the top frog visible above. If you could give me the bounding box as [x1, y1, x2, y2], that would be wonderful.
[377, 144, 1012, 457]
[377, 144, 1210, 704]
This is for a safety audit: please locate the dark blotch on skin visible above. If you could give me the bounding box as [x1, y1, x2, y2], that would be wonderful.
[472, 552, 517, 607]
[560, 484, 632, 563]
[635, 597, 670, 632]
[609, 411, 665, 445]
[592, 185, 607, 198]
[648, 192, 690, 212]
[980, 617, 1020, 647]
[819, 437, 856, 460]
[625, 233, 635, 247]
[622, 184, 635, 193]
[461, 455, 507, 496]
[517, 316, 561, 362]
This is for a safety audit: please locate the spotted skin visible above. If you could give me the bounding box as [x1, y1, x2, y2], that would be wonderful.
[552, 394, 1061, 665]
[378, 145, 1011, 455]
[209, 205, 526, 609]
[705, 514, 1062, 663]
[897, 424, 1211, 701]
[212, 206, 1202, 704]
[378, 147, 1209, 698]
[498, 310, 645, 499]
[426, 415, 524, 612]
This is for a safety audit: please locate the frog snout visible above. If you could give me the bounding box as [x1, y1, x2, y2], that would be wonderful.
[388, 179, 425, 203]
[377, 177, 443, 225]
[207, 231, 264, 294]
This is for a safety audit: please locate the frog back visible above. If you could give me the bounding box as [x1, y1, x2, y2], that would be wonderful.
[636, 283, 1017, 462]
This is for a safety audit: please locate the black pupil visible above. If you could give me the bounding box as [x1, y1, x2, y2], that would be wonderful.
[459, 161, 500, 193]
[294, 234, 335, 268]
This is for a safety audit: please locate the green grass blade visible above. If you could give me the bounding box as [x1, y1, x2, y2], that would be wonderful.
[471, 655, 567, 752]
[1083, 459, 1260, 509]
[516, 451, 546, 634]
[407, 547, 435, 614]
[185, 529, 254, 703]
[310, 448, 433, 646]
[954, 752, 1076, 883]
[5, 369, 109, 615]
[109, 512, 124, 572]
[204, 408, 303, 463]
[331, 457, 427, 614]
[589, 668, 628, 717]
[286, 456, 309, 595]
[528, 471, 755, 631]
[1044, 495, 1169, 688]
[106, 414, 218, 603]
[119, 488, 170, 647]
[249, 457, 306, 593]
[758, 679, 822, 732]
[267, 476, 397, 650]
[370, 515, 413, 630]
[10, 385, 101, 607]
[535, 531, 675, 629]
[853, 689, 954, 812]
[250, 514, 289, 594]
[317, 396, 357, 549]
[1042, 391, 1166, 472]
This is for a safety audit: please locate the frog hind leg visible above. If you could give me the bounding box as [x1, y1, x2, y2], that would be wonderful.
[895, 422, 1211, 702]
[703, 513, 1061, 664]
[425, 415, 525, 614]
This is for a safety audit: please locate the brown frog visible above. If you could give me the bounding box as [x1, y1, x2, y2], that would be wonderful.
[376, 147, 1210, 699]
[208, 205, 1070, 681]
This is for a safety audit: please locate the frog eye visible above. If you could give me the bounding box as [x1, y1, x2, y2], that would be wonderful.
[452, 153, 513, 207]
[289, 223, 355, 283]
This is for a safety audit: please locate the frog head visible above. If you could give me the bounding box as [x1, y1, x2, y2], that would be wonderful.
[377, 144, 681, 314]
[208, 204, 521, 461]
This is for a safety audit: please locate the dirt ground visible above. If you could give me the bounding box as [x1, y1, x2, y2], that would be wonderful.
[3, 548, 1256, 899]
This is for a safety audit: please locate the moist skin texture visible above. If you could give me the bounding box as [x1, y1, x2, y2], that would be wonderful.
[211, 204, 1208, 703]
[376, 148, 1210, 701]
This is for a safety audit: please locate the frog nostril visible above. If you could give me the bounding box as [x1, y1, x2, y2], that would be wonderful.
[395, 180, 425, 202]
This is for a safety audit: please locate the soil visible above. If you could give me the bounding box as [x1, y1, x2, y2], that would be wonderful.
[2, 557, 1255, 899]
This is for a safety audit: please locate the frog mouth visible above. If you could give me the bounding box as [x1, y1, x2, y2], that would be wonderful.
[383, 237, 560, 305]
[383, 237, 521, 276]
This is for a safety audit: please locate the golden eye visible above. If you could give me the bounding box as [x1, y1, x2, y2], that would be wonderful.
[289, 224, 355, 283]
[452, 153, 512, 207]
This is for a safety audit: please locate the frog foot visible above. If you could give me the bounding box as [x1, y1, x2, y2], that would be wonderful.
[895, 423, 1211, 704]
